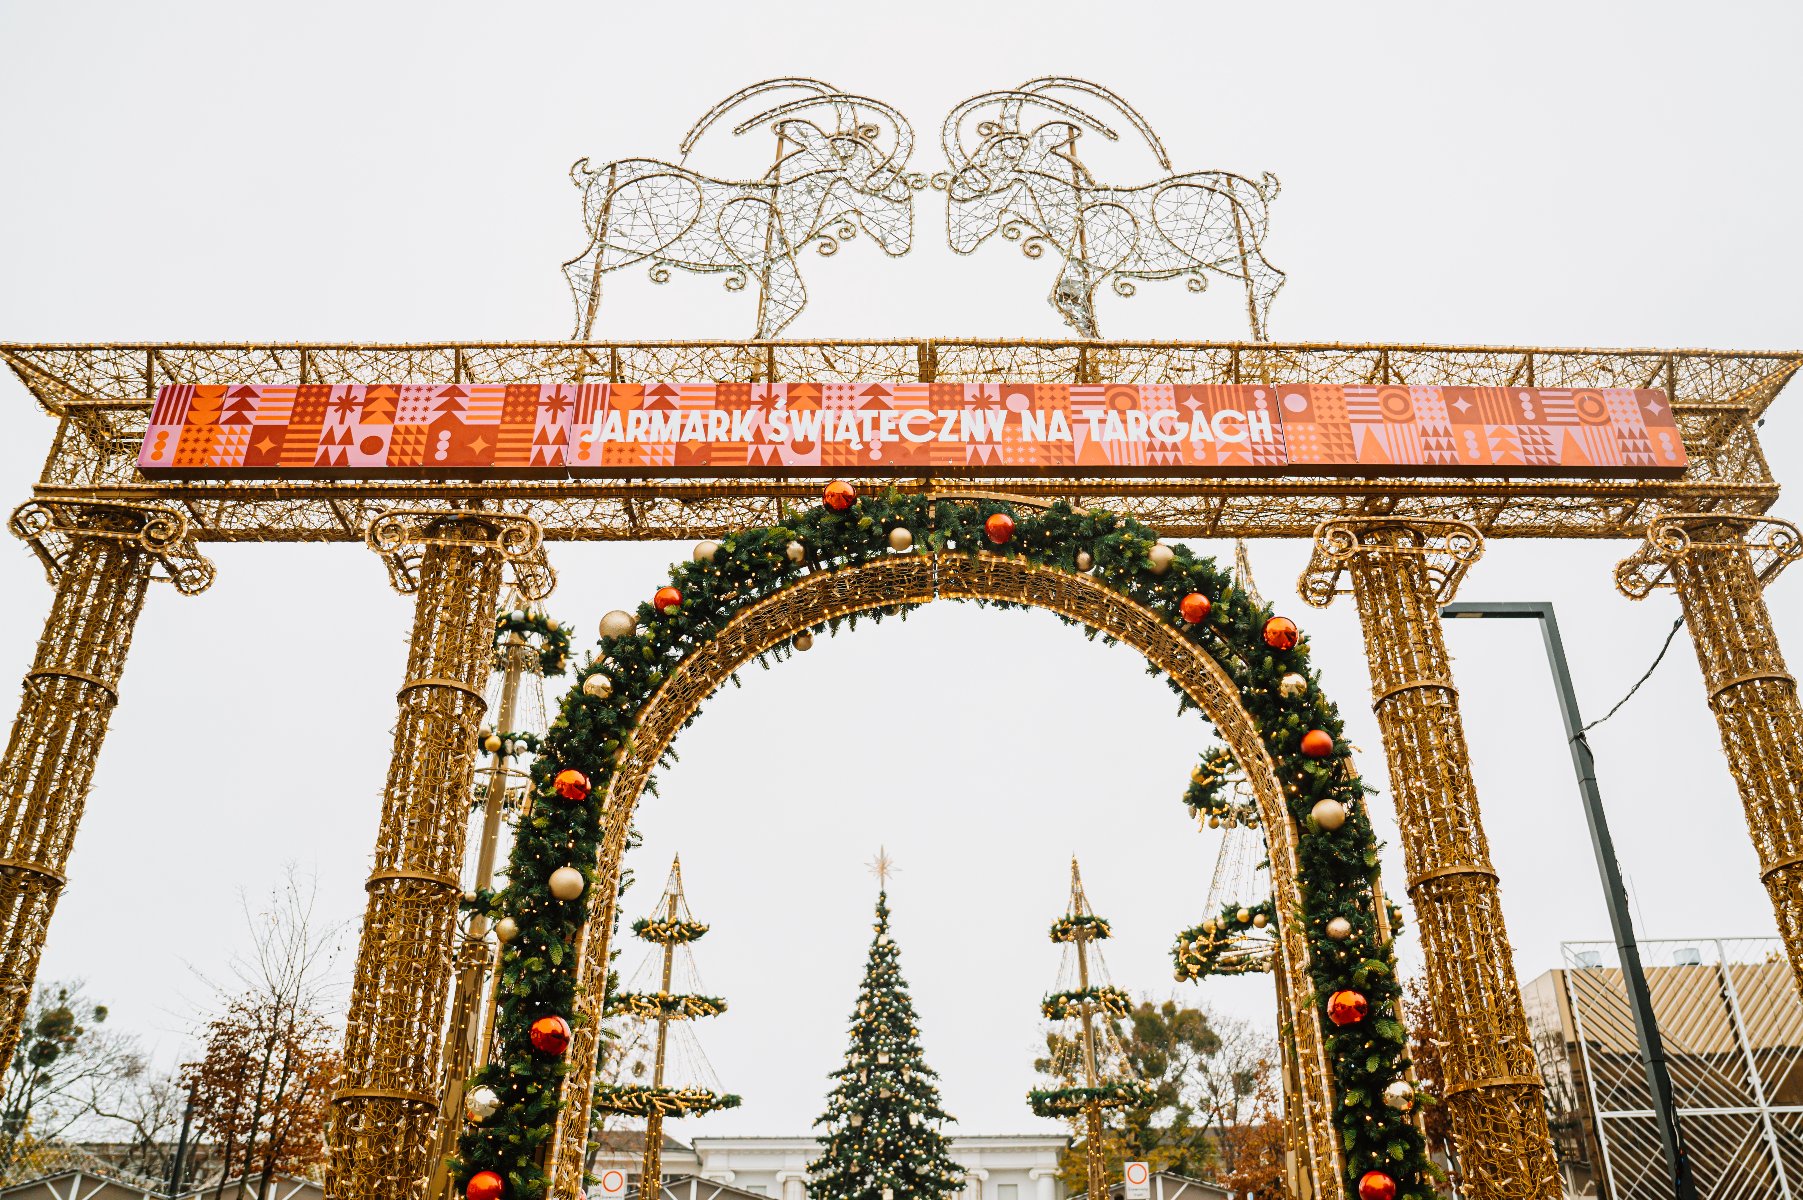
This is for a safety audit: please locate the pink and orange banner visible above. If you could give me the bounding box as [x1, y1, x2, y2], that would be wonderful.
[137, 382, 1686, 478]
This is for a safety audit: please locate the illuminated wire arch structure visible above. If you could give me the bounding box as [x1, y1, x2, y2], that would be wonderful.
[536, 536, 1362, 1196]
[1, 76, 1802, 1200]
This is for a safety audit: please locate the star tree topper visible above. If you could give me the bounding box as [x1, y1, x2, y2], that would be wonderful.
[868, 847, 898, 889]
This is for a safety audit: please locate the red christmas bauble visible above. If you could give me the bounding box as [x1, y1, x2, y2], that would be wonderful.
[653, 586, 682, 613]
[530, 1014, 572, 1055]
[466, 1171, 505, 1200]
[984, 512, 1015, 545]
[1327, 989, 1369, 1027]
[553, 768, 590, 802]
[1357, 1170, 1397, 1200]
[1262, 615, 1299, 650]
[1179, 592, 1212, 624]
[823, 480, 857, 511]
[1300, 729, 1335, 758]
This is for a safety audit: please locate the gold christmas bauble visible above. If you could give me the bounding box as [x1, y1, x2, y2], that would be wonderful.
[1076, 550, 1094, 572]
[794, 631, 814, 652]
[1148, 543, 1175, 574]
[495, 917, 519, 943]
[549, 867, 586, 901]
[1253, 913, 1268, 928]
[693, 540, 720, 563]
[888, 527, 914, 552]
[1326, 917, 1354, 941]
[599, 609, 637, 640]
[1236, 907, 1251, 924]
[1311, 798, 1348, 831]
[786, 540, 807, 564]
[484, 734, 503, 753]
[582, 673, 614, 699]
[1279, 672, 1308, 699]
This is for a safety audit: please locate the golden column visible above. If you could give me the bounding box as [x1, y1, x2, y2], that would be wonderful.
[328, 510, 552, 1200]
[1617, 513, 1803, 986]
[0, 501, 213, 1076]
[1302, 517, 1560, 1200]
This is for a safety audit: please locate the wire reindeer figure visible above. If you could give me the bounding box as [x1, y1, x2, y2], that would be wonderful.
[563, 78, 917, 340]
[941, 77, 1285, 339]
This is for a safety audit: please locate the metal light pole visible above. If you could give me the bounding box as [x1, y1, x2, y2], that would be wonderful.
[1442, 600, 1695, 1200]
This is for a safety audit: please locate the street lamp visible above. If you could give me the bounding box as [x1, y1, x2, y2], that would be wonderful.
[1441, 600, 1695, 1200]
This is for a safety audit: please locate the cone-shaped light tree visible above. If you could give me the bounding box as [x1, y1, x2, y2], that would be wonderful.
[809, 866, 964, 1200]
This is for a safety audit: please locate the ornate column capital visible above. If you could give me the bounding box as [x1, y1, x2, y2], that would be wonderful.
[10, 499, 214, 595]
[1615, 511, 1800, 600]
[363, 506, 554, 599]
[1299, 517, 1483, 609]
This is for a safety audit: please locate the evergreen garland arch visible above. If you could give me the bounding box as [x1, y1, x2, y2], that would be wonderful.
[454, 493, 1434, 1200]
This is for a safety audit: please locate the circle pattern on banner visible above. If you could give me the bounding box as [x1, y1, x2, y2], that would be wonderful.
[1125, 1164, 1149, 1186]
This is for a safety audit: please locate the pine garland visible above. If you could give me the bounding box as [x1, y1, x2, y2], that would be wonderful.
[1041, 986, 1134, 1022]
[631, 916, 710, 944]
[1047, 914, 1111, 943]
[1027, 1079, 1157, 1116]
[452, 493, 1433, 1200]
[494, 607, 572, 676]
[590, 1084, 741, 1117]
[604, 992, 727, 1020]
[1172, 900, 1279, 980]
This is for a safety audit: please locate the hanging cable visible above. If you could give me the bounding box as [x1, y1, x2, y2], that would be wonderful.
[1579, 616, 1686, 734]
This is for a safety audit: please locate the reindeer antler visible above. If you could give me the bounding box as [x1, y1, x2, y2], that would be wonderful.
[679, 78, 848, 162]
[941, 89, 1120, 178]
[1014, 77, 1172, 171]
[731, 92, 915, 194]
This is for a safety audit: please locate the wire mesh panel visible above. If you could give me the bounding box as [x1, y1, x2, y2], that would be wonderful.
[1560, 938, 1803, 1199]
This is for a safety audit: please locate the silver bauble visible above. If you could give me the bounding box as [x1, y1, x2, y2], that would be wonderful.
[599, 609, 637, 640]
[888, 527, 914, 552]
[693, 540, 720, 563]
[582, 673, 614, 700]
[1311, 798, 1349, 831]
[794, 632, 814, 652]
[786, 540, 807, 564]
[1382, 1080, 1416, 1111]
[548, 866, 586, 901]
[465, 1084, 502, 1123]
[1279, 672, 1309, 699]
[1148, 543, 1175, 574]
[1076, 550, 1094, 572]
[1326, 916, 1354, 941]
[510, 609, 526, 623]
[494, 916, 519, 943]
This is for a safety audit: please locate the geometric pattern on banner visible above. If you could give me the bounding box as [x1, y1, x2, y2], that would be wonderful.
[138, 382, 1688, 478]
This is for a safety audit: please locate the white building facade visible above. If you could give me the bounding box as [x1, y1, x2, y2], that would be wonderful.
[593, 1134, 1069, 1200]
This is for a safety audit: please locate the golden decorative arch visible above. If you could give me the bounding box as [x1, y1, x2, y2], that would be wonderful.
[544, 551, 1349, 1199]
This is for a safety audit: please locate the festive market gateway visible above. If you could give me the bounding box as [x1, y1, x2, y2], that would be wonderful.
[1, 77, 1799, 1200]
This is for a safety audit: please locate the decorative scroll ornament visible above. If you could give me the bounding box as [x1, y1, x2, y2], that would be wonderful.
[564, 78, 916, 341]
[942, 77, 1285, 339]
[9, 499, 215, 595]
[364, 508, 553, 599]
[1614, 512, 1802, 599]
[1301, 517, 1483, 609]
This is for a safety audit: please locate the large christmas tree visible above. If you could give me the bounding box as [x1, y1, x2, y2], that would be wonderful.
[809, 879, 965, 1200]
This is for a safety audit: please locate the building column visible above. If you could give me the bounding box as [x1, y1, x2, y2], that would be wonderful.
[1029, 1167, 1059, 1200]
[327, 510, 550, 1200]
[0, 501, 212, 1077]
[1618, 513, 1803, 990]
[1303, 518, 1560, 1200]
[776, 1170, 808, 1200]
[964, 1167, 989, 1200]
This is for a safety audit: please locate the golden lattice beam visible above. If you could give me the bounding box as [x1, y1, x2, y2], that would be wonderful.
[0, 339, 1794, 542]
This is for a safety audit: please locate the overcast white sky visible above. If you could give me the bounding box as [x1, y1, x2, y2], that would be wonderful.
[2, 0, 1800, 1140]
